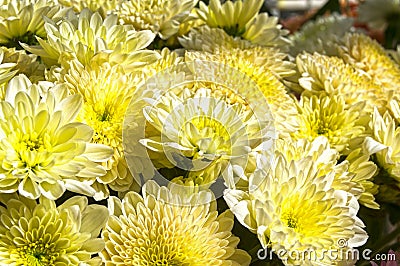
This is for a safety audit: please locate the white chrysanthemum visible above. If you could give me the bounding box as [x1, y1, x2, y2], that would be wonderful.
[24, 9, 159, 70]
[116, 0, 198, 40]
[0, 75, 113, 200]
[276, 136, 379, 209]
[0, 0, 67, 49]
[195, 0, 289, 48]
[0, 49, 18, 99]
[337, 33, 400, 103]
[290, 13, 354, 56]
[59, 0, 121, 15]
[0, 193, 108, 265]
[225, 155, 368, 265]
[292, 95, 366, 153]
[295, 52, 385, 112]
[123, 61, 275, 189]
[358, 0, 400, 30]
[100, 180, 251, 265]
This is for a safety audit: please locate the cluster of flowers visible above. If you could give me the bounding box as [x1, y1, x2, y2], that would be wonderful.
[0, 0, 399, 265]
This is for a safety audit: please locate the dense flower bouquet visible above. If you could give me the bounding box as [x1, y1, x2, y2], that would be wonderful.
[0, 0, 399, 265]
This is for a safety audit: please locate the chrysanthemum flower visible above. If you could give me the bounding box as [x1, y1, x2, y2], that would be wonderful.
[141, 47, 184, 78]
[337, 33, 400, 102]
[292, 95, 366, 153]
[0, 0, 67, 49]
[116, 0, 198, 40]
[364, 107, 400, 188]
[358, 0, 400, 30]
[123, 61, 275, 189]
[0, 193, 108, 265]
[59, 0, 120, 15]
[24, 9, 159, 70]
[295, 52, 385, 112]
[0, 74, 113, 200]
[57, 59, 142, 199]
[195, 0, 289, 48]
[100, 180, 251, 265]
[289, 13, 354, 56]
[275, 136, 379, 209]
[179, 24, 253, 52]
[186, 48, 297, 136]
[224, 155, 368, 265]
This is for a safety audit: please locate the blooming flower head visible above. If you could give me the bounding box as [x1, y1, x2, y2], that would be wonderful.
[289, 13, 354, 56]
[224, 155, 368, 265]
[0, 74, 113, 200]
[292, 95, 366, 153]
[0, 193, 109, 265]
[337, 33, 400, 104]
[358, 0, 400, 30]
[100, 180, 251, 265]
[186, 48, 298, 136]
[123, 61, 275, 190]
[275, 136, 379, 209]
[25, 9, 159, 70]
[116, 0, 198, 40]
[296, 52, 385, 112]
[59, 0, 121, 15]
[0, 0, 67, 49]
[58, 59, 142, 199]
[195, 0, 289, 48]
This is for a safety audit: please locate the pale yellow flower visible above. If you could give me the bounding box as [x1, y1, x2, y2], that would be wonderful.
[296, 52, 385, 112]
[116, 0, 198, 40]
[0, 0, 67, 49]
[292, 95, 366, 153]
[0, 75, 113, 200]
[0, 193, 108, 265]
[337, 33, 400, 104]
[195, 0, 289, 48]
[123, 61, 275, 189]
[289, 13, 354, 56]
[225, 155, 368, 265]
[141, 47, 184, 78]
[24, 9, 159, 70]
[59, 0, 121, 15]
[100, 180, 251, 265]
[59, 59, 142, 199]
[186, 48, 298, 136]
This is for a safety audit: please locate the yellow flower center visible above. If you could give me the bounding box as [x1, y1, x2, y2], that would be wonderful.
[16, 241, 59, 266]
[281, 211, 299, 229]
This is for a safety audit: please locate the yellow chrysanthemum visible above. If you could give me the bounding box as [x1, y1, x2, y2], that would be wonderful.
[0, 0, 67, 49]
[224, 155, 368, 265]
[58, 59, 142, 199]
[296, 52, 385, 112]
[59, 0, 120, 15]
[116, 0, 198, 40]
[0, 193, 108, 265]
[100, 180, 251, 265]
[123, 61, 275, 189]
[292, 95, 365, 153]
[186, 48, 297, 136]
[141, 47, 184, 78]
[337, 33, 400, 103]
[0, 74, 113, 200]
[195, 0, 289, 48]
[289, 13, 353, 56]
[0, 49, 18, 99]
[364, 107, 400, 187]
[24, 9, 159, 70]
[275, 136, 379, 209]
